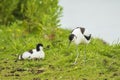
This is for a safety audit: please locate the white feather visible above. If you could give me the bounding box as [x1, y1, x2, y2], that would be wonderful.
[71, 28, 89, 45]
[30, 48, 45, 59]
[19, 52, 31, 60]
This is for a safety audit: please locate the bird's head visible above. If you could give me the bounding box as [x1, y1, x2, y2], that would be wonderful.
[69, 34, 75, 41]
[68, 34, 77, 47]
[36, 43, 43, 51]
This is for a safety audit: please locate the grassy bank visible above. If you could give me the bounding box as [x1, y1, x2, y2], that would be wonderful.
[0, 25, 120, 80]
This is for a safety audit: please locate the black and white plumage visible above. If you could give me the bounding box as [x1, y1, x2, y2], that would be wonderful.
[68, 27, 91, 64]
[19, 43, 45, 60]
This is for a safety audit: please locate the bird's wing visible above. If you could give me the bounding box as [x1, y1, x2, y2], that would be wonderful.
[84, 34, 91, 40]
[71, 27, 85, 34]
[28, 49, 33, 54]
[80, 27, 85, 34]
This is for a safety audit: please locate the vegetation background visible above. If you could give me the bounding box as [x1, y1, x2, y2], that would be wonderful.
[0, 0, 120, 80]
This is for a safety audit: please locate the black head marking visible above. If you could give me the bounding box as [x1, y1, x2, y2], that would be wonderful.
[84, 34, 91, 40]
[80, 27, 85, 34]
[69, 34, 75, 41]
[36, 43, 43, 51]
[28, 50, 33, 54]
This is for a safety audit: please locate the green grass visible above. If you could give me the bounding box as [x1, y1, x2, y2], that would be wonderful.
[0, 25, 120, 80]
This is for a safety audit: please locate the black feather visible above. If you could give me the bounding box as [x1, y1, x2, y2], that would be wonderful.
[28, 50, 33, 54]
[84, 34, 91, 40]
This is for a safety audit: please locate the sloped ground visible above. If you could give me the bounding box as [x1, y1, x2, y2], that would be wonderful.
[0, 26, 120, 80]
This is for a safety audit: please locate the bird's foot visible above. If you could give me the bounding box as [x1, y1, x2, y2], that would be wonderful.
[71, 61, 77, 65]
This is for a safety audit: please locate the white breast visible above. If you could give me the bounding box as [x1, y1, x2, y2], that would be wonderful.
[30, 49, 45, 59]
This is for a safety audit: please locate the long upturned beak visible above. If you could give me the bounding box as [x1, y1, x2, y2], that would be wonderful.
[67, 40, 71, 49]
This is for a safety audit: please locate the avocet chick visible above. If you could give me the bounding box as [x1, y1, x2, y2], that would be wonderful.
[19, 43, 45, 60]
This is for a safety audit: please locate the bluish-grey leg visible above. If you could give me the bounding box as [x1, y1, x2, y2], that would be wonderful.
[74, 45, 79, 64]
[84, 45, 87, 63]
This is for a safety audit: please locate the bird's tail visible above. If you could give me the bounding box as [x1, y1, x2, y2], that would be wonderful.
[18, 54, 23, 60]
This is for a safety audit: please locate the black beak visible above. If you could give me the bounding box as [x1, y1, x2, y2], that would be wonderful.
[67, 41, 71, 48]
[68, 34, 74, 49]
